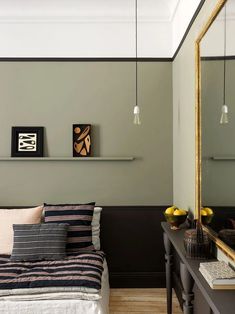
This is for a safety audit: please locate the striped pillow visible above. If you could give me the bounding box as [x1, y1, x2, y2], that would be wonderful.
[10, 223, 68, 261]
[44, 204, 95, 253]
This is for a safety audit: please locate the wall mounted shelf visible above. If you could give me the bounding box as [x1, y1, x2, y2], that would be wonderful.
[0, 157, 135, 161]
[211, 156, 235, 161]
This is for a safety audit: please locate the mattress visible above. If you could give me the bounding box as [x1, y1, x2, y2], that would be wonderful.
[0, 251, 104, 297]
[0, 259, 110, 314]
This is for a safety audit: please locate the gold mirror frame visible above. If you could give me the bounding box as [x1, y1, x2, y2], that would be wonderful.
[195, 0, 235, 261]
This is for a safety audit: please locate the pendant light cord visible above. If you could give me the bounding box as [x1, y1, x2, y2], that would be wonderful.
[223, 4, 227, 105]
[135, 0, 138, 106]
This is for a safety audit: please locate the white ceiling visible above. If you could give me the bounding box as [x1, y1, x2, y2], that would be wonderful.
[163, 0, 181, 20]
[0, 0, 180, 22]
[0, 0, 199, 57]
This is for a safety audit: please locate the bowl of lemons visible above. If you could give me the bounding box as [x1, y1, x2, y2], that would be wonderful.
[200, 207, 214, 225]
[164, 206, 188, 230]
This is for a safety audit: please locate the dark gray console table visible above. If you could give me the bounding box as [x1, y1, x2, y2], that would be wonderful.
[162, 222, 235, 314]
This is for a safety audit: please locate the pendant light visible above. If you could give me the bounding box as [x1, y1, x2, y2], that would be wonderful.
[220, 4, 229, 124]
[133, 0, 141, 125]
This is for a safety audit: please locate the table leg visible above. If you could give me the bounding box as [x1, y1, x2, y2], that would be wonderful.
[163, 232, 173, 314]
[180, 261, 194, 314]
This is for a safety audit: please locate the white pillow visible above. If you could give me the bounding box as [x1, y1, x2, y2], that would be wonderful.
[92, 207, 102, 250]
[0, 206, 43, 255]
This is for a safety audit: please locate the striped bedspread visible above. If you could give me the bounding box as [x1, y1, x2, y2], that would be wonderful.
[0, 251, 104, 298]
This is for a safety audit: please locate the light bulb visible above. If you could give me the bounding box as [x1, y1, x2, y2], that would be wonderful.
[133, 105, 141, 125]
[220, 104, 229, 124]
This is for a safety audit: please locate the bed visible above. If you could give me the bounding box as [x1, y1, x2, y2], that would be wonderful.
[0, 259, 109, 314]
[0, 205, 110, 314]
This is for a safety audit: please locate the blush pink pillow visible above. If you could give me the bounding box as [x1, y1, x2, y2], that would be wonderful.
[0, 206, 43, 255]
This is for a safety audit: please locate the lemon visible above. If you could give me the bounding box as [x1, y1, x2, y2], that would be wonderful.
[204, 207, 213, 215]
[200, 209, 207, 216]
[173, 209, 187, 216]
[165, 206, 177, 215]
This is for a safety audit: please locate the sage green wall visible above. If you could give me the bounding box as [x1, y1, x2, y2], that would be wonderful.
[173, 0, 218, 212]
[0, 61, 172, 206]
[202, 60, 235, 206]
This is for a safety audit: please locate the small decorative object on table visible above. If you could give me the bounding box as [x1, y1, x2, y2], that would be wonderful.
[201, 207, 214, 225]
[73, 124, 91, 157]
[184, 221, 211, 259]
[164, 205, 188, 230]
[11, 126, 44, 157]
[218, 229, 235, 250]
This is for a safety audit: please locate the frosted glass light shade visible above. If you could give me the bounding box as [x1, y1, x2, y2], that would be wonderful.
[220, 104, 229, 124]
[133, 105, 141, 125]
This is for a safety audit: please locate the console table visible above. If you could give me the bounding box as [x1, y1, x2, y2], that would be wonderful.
[162, 222, 235, 314]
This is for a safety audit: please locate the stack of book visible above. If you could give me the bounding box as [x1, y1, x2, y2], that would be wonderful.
[199, 261, 235, 289]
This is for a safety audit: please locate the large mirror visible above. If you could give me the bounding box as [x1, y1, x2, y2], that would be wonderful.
[196, 0, 235, 261]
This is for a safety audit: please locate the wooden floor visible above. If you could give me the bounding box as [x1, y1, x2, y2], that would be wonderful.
[110, 288, 182, 314]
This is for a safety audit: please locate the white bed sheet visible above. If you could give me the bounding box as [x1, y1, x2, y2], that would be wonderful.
[0, 259, 110, 314]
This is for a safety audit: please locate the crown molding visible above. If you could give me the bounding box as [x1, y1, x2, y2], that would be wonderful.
[0, 15, 171, 24]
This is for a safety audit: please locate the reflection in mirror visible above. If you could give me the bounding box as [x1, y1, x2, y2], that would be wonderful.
[201, 0, 235, 251]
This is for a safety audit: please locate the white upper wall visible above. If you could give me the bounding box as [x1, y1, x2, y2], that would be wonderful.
[172, 0, 202, 54]
[0, 0, 201, 57]
[201, 2, 235, 57]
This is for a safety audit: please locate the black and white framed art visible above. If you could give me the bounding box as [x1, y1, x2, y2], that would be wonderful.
[11, 127, 44, 157]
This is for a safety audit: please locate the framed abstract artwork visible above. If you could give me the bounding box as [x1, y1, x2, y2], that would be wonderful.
[73, 124, 91, 157]
[11, 127, 44, 157]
